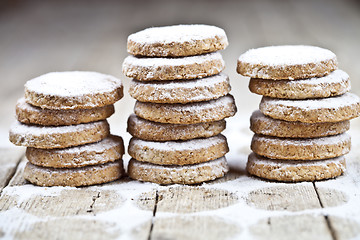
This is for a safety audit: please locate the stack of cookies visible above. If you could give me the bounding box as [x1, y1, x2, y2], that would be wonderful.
[122, 24, 237, 184]
[237, 45, 360, 182]
[9, 71, 125, 187]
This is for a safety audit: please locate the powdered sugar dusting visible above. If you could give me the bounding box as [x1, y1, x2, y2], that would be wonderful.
[128, 24, 227, 44]
[41, 135, 123, 154]
[9, 120, 107, 136]
[123, 52, 223, 68]
[25, 71, 122, 97]
[132, 134, 226, 151]
[132, 156, 227, 173]
[132, 73, 228, 89]
[263, 92, 360, 110]
[281, 69, 349, 86]
[254, 133, 351, 146]
[238, 45, 336, 66]
[249, 153, 345, 168]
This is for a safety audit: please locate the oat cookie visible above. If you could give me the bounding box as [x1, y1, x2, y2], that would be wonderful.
[128, 157, 229, 185]
[249, 69, 350, 99]
[134, 94, 236, 124]
[24, 71, 123, 110]
[127, 24, 228, 57]
[129, 73, 231, 103]
[23, 160, 124, 187]
[260, 93, 360, 123]
[247, 153, 345, 182]
[122, 52, 225, 81]
[250, 110, 349, 138]
[128, 134, 228, 165]
[127, 114, 225, 141]
[26, 135, 124, 168]
[237, 45, 337, 80]
[16, 98, 114, 126]
[251, 133, 351, 160]
[9, 120, 109, 149]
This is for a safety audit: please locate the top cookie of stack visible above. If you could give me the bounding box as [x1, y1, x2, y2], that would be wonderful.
[237, 45, 360, 182]
[123, 24, 237, 185]
[9, 71, 126, 187]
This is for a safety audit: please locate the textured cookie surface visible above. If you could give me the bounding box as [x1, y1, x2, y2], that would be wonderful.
[260, 93, 360, 123]
[122, 52, 225, 81]
[9, 120, 109, 149]
[247, 153, 345, 182]
[249, 69, 350, 99]
[237, 45, 337, 80]
[129, 73, 231, 103]
[26, 135, 124, 168]
[127, 114, 225, 141]
[128, 134, 228, 165]
[250, 110, 349, 138]
[24, 71, 123, 110]
[24, 160, 124, 187]
[127, 24, 228, 57]
[251, 133, 351, 160]
[16, 98, 114, 126]
[128, 157, 229, 185]
[134, 94, 236, 124]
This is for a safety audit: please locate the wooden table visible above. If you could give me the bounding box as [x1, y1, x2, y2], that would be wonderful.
[1, 0, 360, 239]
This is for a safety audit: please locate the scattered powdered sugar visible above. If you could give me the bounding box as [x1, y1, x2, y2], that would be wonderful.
[131, 72, 228, 89]
[128, 24, 227, 44]
[283, 69, 349, 85]
[249, 153, 345, 168]
[10, 120, 106, 136]
[132, 134, 226, 151]
[27, 160, 121, 174]
[238, 45, 336, 66]
[263, 92, 360, 110]
[157, 94, 234, 112]
[42, 135, 122, 154]
[25, 71, 122, 97]
[123, 52, 223, 68]
[254, 133, 351, 146]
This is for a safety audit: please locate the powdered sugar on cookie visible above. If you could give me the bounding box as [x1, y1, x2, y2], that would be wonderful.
[25, 71, 122, 97]
[239, 45, 336, 66]
[128, 25, 227, 44]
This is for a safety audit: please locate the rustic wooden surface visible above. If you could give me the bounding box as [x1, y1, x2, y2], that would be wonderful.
[1, 0, 360, 239]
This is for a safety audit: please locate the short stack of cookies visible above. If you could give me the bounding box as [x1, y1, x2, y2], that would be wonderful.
[9, 71, 125, 187]
[122, 24, 237, 185]
[237, 45, 360, 182]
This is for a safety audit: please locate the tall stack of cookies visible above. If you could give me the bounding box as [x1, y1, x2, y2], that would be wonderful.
[9, 71, 125, 187]
[122, 24, 237, 184]
[237, 45, 360, 182]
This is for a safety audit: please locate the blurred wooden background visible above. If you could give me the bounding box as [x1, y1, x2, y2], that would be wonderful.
[0, 0, 359, 147]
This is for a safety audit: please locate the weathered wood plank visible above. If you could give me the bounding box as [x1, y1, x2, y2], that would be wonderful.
[0, 148, 24, 192]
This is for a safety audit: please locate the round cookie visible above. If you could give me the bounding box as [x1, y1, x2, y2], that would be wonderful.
[23, 160, 124, 187]
[237, 45, 338, 80]
[26, 135, 124, 168]
[24, 71, 123, 110]
[249, 69, 350, 99]
[134, 94, 236, 124]
[260, 93, 360, 123]
[122, 52, 225, 81]
[250, 110, 350, 138]
[16, 98, 114, 126]
[9, 120, 109, 149]
[127, 24, 228, 57]
[128, 134, 229, 165]
[251, 133, 351, 160]
[128, 157, 229, 185]
[127, 114, 226, 141]
[246, 153, 346, 182]
[129, 73, 231, 103]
